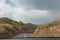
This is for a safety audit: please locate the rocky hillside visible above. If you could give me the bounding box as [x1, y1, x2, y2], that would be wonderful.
[20, 23, 37, 33]
[0, 17, 37, 38]
[33, 20, 60, 37]
[0, 17, 25, 38]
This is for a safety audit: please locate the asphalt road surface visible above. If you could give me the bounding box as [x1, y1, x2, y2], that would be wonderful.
[3, 33, 60, 40]
[13, 33, 33, 38]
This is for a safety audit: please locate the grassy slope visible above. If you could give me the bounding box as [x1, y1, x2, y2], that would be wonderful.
[33, 20, 60, 37]
[0, 17, 24, 38]
[0, 17, 37, 38]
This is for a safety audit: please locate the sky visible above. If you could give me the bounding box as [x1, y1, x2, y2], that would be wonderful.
[0, 0, 60, 24]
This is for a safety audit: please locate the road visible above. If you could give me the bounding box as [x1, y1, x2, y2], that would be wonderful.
[13, 33, 33, 38]
[8, 33, 60, 40]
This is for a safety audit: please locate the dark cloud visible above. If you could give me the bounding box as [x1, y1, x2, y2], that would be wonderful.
[18, 0, 60, 10]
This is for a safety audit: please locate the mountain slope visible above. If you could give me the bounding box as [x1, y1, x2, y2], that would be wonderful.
[0, 17, 24, 38]
[0, 17, 37, 38]
[33, 20, 60, 37]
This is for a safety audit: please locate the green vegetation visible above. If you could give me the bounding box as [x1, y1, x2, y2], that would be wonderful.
[0, 17, 37, 38]
[0, 17, 24, 38]
[24, 23, 37, 30]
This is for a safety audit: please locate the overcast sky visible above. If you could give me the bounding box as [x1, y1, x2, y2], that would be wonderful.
[0, 0, 60, 24]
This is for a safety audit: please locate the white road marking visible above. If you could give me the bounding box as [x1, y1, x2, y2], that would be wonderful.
[24, 33, 27, 37]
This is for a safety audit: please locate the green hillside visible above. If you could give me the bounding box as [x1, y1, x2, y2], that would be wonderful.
[0, 17, 37, 38]
[0, 17, 24, 38]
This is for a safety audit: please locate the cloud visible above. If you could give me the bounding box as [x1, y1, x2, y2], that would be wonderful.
[0, 0, 60, 24]
[10, 7, 49, 23]
[0, 0, 50, 24]
[0, 0, 12, 17]
[9, 0, 60, 10]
